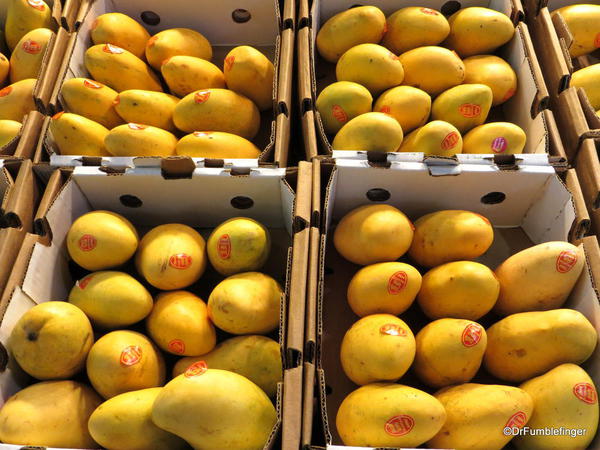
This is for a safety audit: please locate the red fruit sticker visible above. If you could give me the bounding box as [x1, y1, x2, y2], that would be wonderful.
[78, 234, 97, 251]
[52, 111, 65, 120]
[84, 79, 103, 89]
[0, 86, 12, 97]
[185, 360, 208, 377]
[103, 44, 124, 54]
[169, 253, 192, 269]
[556, 250, 578, 273]
[461, 323, 483, 347]
[595, 33, 600, 48]
[224, 55, 235, 71]
[194, 91, 211, 103]
[573, 383, 597, 404]
[420, 7, 438, 15]
[379, 105, 391, 115]
[380, 323, 407, 337]
[120, 345, 142, 366]
[503, 88, 516, 102]
[22, 40, 42, 54]
[442, 131, 459, 150]
[505, 411, 527, 429]
[491, 137, 507, 153]
[459, 103, 481, 118]
[387, 271, 408, 295]
[28, 0, 46, 10]
[168, 339, 186, 354]
[332, 105, 348, 124]
[193, 131, 213, 137]
[218, 234, 231, 259]
[77, 274, 94, 290]
[384, 415, 414, 436]
[128, 123, 147, 131]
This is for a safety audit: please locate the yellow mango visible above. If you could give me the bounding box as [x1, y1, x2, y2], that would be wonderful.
[484, 309, 597, 382]
[334, 204, 414, 265]
[316, 81, 372, 134]
[146, 28, 212, 71]
[0, 53, 9, 85]
[9, 27, 54, 82]
[176, 131, 261, 159]
[373, 85, 430, 133]
[414, 319, 487, 388]
[431, 83, 493, 133]
[172, 335, 282, 397]
[224, 45, 274, 111]
[515, 364, 599, 450]
[85, 44, 163, 93]
[162, 55, 225, 98]
[332, 111, 403, 152]
[61, 78, 123, 129]
[105, 123, 177, 157]
[91, 13, 150, 60]
[429, 383, 533, 449]
[114, 90, 179, 131]
[0, 120, 21, 147]
[5, 0, 54, 51]
[399, 120, 462, 156]
[383, 7, 450, 54]
[316, 6, 386, 63]
[418, 261, 499, 320]
[409, 210, 494, 267]
[336, 43, 404, 95]
[347, 262, 422, 317]
[50, 112, 111, 156]
[553, 4, 600, 58]
[464, 55, 517, 106]
[337, 383, 446, 447]
[398, 46, 465, 95]
[571, 63, 600, 110]
[0, 78, 36, 122]
[463, 122, 526, 154]
[173, 88, 260, 138]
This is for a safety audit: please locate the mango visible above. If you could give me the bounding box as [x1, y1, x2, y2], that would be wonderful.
[5, 0, 54, 51]
[399, 46, 465, 95]
[9, 301, 93, 380]
[515, 364, 599, 450]
[494, 242, 584, 315]
[206, 217, 270, 276]
[414, 319, 487, 388]
[334, 204, 414, 265]
[571, 63, 600, 110]
[61, 78, 123, 129]
[68, 271, 153, 329]
[316, 6, 386, 63]
[91, 13, 150, 60]
[336, 43, 404, 95]
[340, 314, 415, 385]
[173, 88, 260, 138]
[463, 122, 526, 154]
[66, 210, 138, 270]
[347, 262, 422, 317]
[172, 335, 282, 397]
[409, 210, 493, 267]
[332, 111, 404, 152]
[86, 330, 166, 399]
[162, 55, 225, 98]
[152, 368, 277, 450]
[224, 45, 274, 111]
[445, 7, 515, 57]
[383, 7, 450, 54]
[208, 272, 281, 335]
[0, 53, 9, 85]
[418, 261, 499, 320]
[85, 44, 163, 92]
[88, 388, 188, 450]
[147, 290, 216, 356]
[429, 383, 533, 449]
[0, 78, 36, 122]
[373, 85, 430, 133]
[0, 119, 21, 147]
[432, 83, 493, 133]
[464, 55, 517, 106]
[113, 89, 178, 131]
[136, 223, 206, 290]
[50, 112, 111, 156]
[0, 380, 101, 448]
[176, 131, 262, 158]
[399, 120, 463, 156]
[553, 5, 600, 58]
[337, 383, 446, 447]
[9, 27, 54, 82]
[146, 28, 212, 71]
[316, 81, 372, 134]
[105, 123, 177, 157]
[484, 309, 597, 382]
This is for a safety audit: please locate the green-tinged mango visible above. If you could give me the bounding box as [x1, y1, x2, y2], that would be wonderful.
[50, 112, 110, 156]
[162, 55, 225, 98]
[399, 120, 462, 156]
[224, 45, 274, 111]
[176, 131, 261, 159]
[91, 13, 150, 60]
[332, 111, 403, 152]
[105, 123, 177, 157]
[114, 90, 179, 131]
[61, 78, 123, 129]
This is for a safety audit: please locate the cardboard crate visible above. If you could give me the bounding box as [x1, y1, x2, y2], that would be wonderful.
[36, 0, 294, 167]
[0, 159, 311, 450]
[302, 157, 599, 449]
[298, 0, 553, 161]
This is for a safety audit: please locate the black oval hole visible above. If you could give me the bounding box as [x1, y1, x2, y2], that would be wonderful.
[481, 192, 506, 205]
[324, 266, 334, 275]
[325, 384, 333, 395]
[441, 1, 461, 16]
[120, 194, 143, 208]
[140, 11, 160, 26]
[349, 4, 364, 8]
[366, 188, 391, 202]
[230, 196, 254, 209]
[232, 9, 251, 23]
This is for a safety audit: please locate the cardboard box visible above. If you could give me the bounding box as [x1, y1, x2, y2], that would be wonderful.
[38, 0, 294, 167]
[303, 157, 599, 449]
[0, 159, 311, 450]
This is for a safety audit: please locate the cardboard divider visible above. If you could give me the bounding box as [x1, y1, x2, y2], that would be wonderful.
[576, 140, 600, 238]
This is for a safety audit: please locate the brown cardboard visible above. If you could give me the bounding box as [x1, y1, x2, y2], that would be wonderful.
[62, 0, 81, 31]
[33, 27, 71, 113]
[576, 140, 600, 238]
[298, 0, 318, 161]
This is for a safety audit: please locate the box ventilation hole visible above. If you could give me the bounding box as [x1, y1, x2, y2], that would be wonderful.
[140, 11, 160, 26]
[481, 192, 506, 204]
[366, 188, 391, 202]
[230, 196, 254, 209]
[120, 194, 143, 208]
[324, 266, 334, 275]
[232, 9, 251, 23]
[441, 1, 462, 16]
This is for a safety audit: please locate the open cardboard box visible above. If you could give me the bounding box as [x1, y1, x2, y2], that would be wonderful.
[37, 0, 294, 167]
[0, 159, 311, 450]
[302, 157, 600, 449]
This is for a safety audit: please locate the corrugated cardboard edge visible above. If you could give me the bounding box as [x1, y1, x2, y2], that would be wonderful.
[298, 0, 318, 161]
[564, 168, 591, 241]
[552, 87, 592, 159]
[34, 27, 71, 113]
[543, 109, 567, 159]
[61, 0, 81, 31]
[576, 140, 600, 238]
